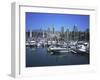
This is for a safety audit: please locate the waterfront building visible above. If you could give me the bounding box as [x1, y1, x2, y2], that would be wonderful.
[72, 25, 78, 41]
[48, 27, 50, 33]
[26, 30, 30, 41]
[65, 28, 69, 42]
[61, 26, 64, 34]
[52, 27, 55, 34]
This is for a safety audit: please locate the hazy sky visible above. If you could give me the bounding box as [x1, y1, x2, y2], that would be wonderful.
[26, 12, 89, 32]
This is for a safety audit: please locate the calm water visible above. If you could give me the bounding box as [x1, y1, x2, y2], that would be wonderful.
[26, 47, 89, 67]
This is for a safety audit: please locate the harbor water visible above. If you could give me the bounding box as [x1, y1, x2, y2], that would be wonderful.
[26, 47, 89, 67]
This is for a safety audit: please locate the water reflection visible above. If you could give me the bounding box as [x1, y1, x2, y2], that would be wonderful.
[26, 47, 89, 67]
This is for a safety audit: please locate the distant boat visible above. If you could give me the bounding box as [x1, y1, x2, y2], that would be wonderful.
[59, 50, 70, 53]
[26, 40, 37, 48]
[71, 43, 88, 54]
[48, 45, 70, 54]
[48, 46, 66, 51]
[30, 40, 36, 45]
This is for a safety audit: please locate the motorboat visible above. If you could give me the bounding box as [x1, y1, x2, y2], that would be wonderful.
[48, 45, 71, 55]
[48, 45, 67, 52]
[70, 41, 89, 54]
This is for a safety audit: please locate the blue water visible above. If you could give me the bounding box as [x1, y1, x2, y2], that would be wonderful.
[26, 48, 89, 67]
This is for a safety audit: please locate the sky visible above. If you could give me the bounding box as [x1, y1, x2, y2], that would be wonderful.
[26, 12, 89, 32]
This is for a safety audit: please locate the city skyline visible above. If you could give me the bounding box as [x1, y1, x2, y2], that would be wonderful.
[26, 12, 89, 32]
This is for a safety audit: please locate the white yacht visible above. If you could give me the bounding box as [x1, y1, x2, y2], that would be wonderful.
[48, 45, 67, 51]
[47, 45, 71, 54]
[78, 45, 86, 52]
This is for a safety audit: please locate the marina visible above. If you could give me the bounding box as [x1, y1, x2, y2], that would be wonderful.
[26, 41, 89, 67]
[26, 40, 89, 54]
[26, 12, 90, 67]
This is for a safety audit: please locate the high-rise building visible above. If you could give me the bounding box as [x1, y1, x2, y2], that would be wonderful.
[26, 30, 30, 41]
[59, 26, 65, 41]
[65, 29, 69, 41]
[61, 26, 64, 34]
[43, 31, 45, 38]
[52, 27, 55, 34]
[48, 27, 50, 33]
[72, 25, 78, 41]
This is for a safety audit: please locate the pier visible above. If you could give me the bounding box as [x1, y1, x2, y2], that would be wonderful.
[26, 39, 89, 55]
